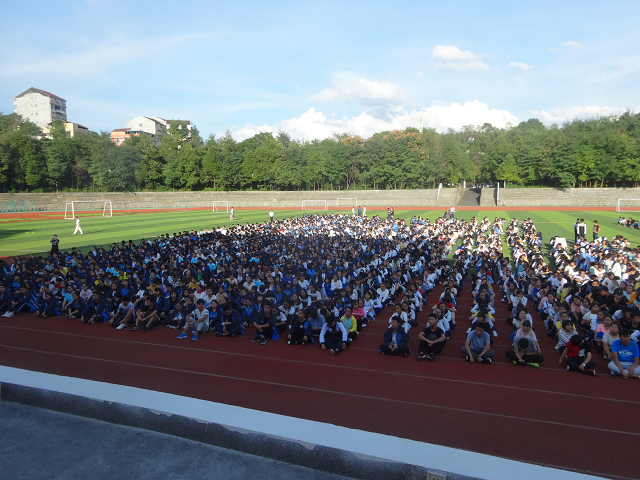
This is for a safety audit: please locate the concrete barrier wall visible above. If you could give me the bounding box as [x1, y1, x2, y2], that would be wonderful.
[0, 189, 456, 211]
[0, 187, 635, 210]
[498, 187, 640, 207]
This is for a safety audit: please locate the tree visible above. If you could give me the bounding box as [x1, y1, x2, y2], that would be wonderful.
[496, 154, 520, 185]
[91, 141, 138, 191]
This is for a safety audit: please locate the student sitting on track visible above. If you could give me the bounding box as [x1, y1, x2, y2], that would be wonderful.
[505, 336, 544, 368]
[177, 299, 209, 341]
[251, 302, 276, 345]
[36, 291, 60, 318]
[352, 299, 366, 330]
[555, 319, 577, 351]
[131, 297, 157, 332]
[380, 317, 409, 356]
[60, 285, 74, 314]
[320, 315, 348, 356]
[417, 313, 446, 361]
[2, 285, 38, 318]
[66, 291, 86, 320]
[340, 306, 358, 342]
[82, 292, 109, 325]
[469, 312, 496, 340]
[608, 329, 640, 379]
[288, 309, 312, 345]
[559, 335, 596, 376]
[0, 284, 12, 313]
[462, 323, 494, 364]
[214, 303, 243, 337]
[112, 296, 135, 329]
[388, 304, 409, 333]
[376, 283, 392, 306]
[308, 308, 326, 338]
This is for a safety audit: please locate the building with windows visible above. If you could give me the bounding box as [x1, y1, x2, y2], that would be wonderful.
[150, 116, 192, 132]
[110, 116, 193, 147]
[42, 122, 92, 139]
[13, 87, 67, 130]
[109, 127, 158, 146]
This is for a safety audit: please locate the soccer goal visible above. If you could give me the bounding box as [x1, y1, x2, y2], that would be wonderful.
[212, 201, 229, 213]
[302, 200, 328, 211]
[336, 197, 358, 207]
[616, 199, 640, 212]
[64, 201, 112, 219]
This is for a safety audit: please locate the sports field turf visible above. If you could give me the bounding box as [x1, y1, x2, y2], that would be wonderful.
[0, 208, 638, 259]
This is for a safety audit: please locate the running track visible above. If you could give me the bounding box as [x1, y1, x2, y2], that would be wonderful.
[1, 284, 639, 479]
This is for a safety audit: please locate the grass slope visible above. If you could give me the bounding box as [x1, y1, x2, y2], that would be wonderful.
[0, 209, 637, 259]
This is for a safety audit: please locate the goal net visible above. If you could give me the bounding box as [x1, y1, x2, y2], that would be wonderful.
[336, 197, 358, 207]
[616, 199, 640, 212]
[64, 201, 113, 219]
[302, 200, 327, 211]
[213, 201, 229, 213]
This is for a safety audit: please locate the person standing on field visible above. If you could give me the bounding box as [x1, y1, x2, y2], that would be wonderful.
[230, 207, 235, 221]
[269, 209, 274, 223]
[49, 234, 60, 255]
[593, 220, 600, 241]
[73, 216, 83, 235]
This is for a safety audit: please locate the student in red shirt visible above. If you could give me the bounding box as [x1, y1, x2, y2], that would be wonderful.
[559, 335, 597, 376]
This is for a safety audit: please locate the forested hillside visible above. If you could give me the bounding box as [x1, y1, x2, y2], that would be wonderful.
[1, 112, 638, 192]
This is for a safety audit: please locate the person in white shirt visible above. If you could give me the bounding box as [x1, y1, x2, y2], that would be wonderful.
[177, 299, 209, 341]
[73, 216, 83, 235]
[377, 284, 392, 306]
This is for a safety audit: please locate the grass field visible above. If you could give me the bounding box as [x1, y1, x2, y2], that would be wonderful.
[0, 208, 638, 260]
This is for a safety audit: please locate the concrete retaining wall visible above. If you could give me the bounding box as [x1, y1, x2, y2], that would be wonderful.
[497, 187, 640, 207]
[0, 189, 456, 211]
[0, 187, 635, 210]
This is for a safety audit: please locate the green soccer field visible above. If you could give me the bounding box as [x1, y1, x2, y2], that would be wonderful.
[0, 208, 637, 260]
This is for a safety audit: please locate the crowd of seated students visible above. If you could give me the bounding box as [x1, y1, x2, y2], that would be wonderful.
[492, 218, 640, 377]
[2, 213, 638, 378]
[0, 213, 475, 356]
[618, 217, 640, 230]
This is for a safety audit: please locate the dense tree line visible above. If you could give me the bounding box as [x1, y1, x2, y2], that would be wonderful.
[0, 111, 639, 193]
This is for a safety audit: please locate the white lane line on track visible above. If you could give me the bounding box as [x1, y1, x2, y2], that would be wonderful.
[0, 326, 638, 406]
[0, 343, 636, 438]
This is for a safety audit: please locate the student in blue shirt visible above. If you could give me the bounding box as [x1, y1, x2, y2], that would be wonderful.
[0, 284, 12, 312]
[2, 285, 38, 317]
[609, 329, 640, 378]
[380, 317, 409, 356]
[37, 292, 60, 318]
[66, 291, 86, 319]
[462, 323, 494, 364]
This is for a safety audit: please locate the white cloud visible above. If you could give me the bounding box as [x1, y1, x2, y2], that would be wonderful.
[531, 105, 630, 124]
[562, 41, 583, 49]
[547, 47, 559, 52]
[508, 61, 534, 71]
[309, 74, 405, 107]
[430, 45, 490, 72]
[416, 71, 424, 77]
[230, 101, 518, 141]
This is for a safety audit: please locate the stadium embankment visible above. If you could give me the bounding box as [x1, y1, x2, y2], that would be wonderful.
[496, 187, 639, 208]
[0, 189, 460, 211]
[0, 187, 635, 211]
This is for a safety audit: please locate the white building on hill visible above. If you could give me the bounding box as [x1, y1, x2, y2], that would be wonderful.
[13, 87, 67, 130]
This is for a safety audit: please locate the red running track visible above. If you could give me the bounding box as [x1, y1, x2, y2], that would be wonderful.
[0, 285, 639, 479]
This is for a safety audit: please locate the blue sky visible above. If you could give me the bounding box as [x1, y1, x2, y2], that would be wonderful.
[1, 0, 638, 140]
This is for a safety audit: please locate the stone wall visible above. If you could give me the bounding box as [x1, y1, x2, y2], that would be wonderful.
[497, 187, 639, 207]
[0, 188, 456, 211]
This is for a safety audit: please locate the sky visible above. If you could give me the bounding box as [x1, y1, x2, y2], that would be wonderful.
[1, 0, 639, 141]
